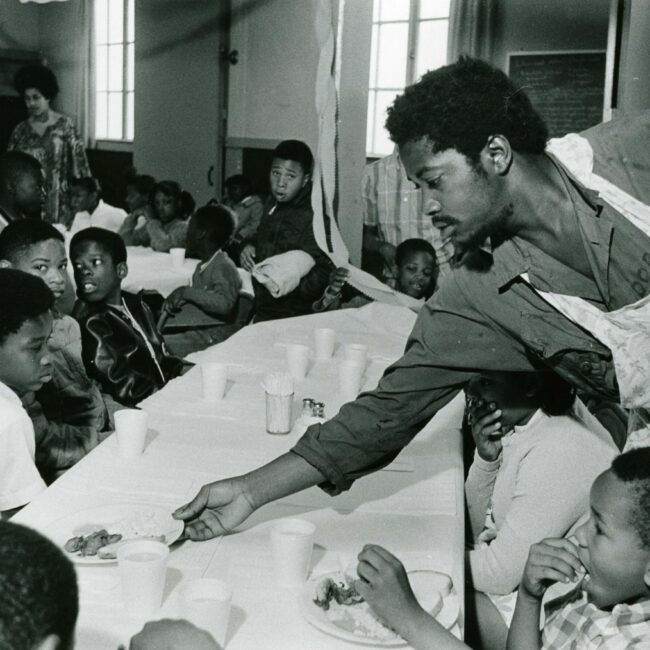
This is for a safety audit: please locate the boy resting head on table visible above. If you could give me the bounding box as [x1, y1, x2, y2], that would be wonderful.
[159, 203, 242, 358]
[0, 521, 219, 650]
[0, 220, 112, 482]
[0, 269, 50, 517]
[354, 448, 650, 649]
[70, 227, 185, 407]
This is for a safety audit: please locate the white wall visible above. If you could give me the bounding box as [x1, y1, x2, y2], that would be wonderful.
[617, 0, 650, 111]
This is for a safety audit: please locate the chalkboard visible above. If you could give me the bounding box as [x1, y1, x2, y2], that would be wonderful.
[507, 51, 606, 137]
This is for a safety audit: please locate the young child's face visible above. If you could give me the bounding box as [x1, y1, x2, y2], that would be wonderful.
[575, 469, 650, 609]
[125, 185, 148, 213]
[70, 186, 97, 214]
[153, 191, 178, 223]
[0, 312, 53, 395]
[9, 239, 68, 300]
[71, 241, 124, 305]
[395, 251, 435, 299]
[269, 158, 308, 203]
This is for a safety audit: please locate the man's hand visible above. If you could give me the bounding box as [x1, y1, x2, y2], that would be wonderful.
[355, 545, 423, 636]
[172, 477, 256, 541]
[239, 244, 256, 272]
[520, 538, 583, 601]
[468, 399, 506, 462]
[128, 619, 221, 650]
[327, 267, 350, 294]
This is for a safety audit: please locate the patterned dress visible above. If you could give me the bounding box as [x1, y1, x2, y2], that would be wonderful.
[8, 114, 90, 225]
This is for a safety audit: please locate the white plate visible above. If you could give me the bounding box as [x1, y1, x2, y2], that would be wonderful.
[44, 503, 184, 565]
[301, 571, 458, 646]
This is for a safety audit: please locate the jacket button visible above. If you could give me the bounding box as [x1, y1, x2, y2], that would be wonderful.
[580, 361, 592, 374]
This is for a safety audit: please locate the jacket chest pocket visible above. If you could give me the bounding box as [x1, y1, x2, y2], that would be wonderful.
[520, 311, 619, 400]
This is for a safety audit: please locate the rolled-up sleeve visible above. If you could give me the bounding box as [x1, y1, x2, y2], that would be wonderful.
[292, 273, 537, 494]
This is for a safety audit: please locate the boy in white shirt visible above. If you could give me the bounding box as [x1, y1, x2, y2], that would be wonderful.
[0, 268, 51, 516]
[68, 176, 126, 234]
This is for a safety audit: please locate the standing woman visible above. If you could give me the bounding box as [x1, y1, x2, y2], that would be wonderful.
[8, 64, 91, 226]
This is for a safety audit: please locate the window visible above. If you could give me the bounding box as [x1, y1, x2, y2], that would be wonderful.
[94, 0, 134, 142]
[366, 0, 450, 157]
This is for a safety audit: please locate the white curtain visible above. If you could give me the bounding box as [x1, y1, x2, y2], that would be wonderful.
[72, 0, 93, 146]
[447, 0, 496, 63]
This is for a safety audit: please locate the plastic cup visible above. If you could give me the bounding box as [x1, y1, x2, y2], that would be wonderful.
[344, 343, 368, 366]
[178, 578, 233, 647]
[201, 362, 228, 401]
[170, 247, 185, 269]
[339, 360, 365, 400]
[270, 518, 316, 587]
[265, 392, 293, 434]
[314, 328, 336, 360]
[114, 409, 149, 458]
[117, 540, 169, 618]
[286, 344, 310, 380]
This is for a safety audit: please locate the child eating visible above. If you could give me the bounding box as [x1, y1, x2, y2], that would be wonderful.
[354, 448, 650, 649]
[70, 227, 184, 406]
[239, 140, 332, 321]
[159, 204, 242, 357]
[314, 238, 437, 311]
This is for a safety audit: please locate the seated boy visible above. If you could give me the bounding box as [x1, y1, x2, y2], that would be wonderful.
[69, 176, 127, 234]
[70, 227, 184, 407]
[0, 221, 111, 481]
[239, 140, 332, 321]
[314, 238, 437, 311]
[353, 447, 650, 649]
[119, 171, 156, 242]
[0, 269, 49, 516]
[159, 204, 242, 357]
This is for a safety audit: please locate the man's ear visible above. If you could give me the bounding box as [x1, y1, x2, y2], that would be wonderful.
[117, 262, 128, 279]
[644, 559, 650, 591]
[34, 634, 60, 650]
[483, 135, 513, 176]
[0, 259, 12, 269]
[302, 173, 311, 187]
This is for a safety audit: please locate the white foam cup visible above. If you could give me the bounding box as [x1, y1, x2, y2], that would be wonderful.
[339, 360, 365, 399]
[117, 540, 169, 618]
[170, 247, 185, 269]
[286, 344, 310, 380]
[270, 518, 316, 587]
[314, 328, 336, 360]
[178, 578, 233, 647]
[201, 362, 228, 401]
[344, 343, 368, 366]
[114, 409, 149, 458]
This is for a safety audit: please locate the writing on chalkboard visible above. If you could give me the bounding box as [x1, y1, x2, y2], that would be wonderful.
[508, 51, 606, 138]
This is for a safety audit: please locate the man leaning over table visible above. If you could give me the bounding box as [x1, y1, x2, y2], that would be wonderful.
[174, 58, 650, 541]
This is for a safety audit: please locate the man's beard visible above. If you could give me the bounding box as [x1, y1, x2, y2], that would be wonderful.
[451, 203, 514, 270]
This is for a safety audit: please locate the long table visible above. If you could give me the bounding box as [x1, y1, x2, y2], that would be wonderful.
[15, 303, 465, 649]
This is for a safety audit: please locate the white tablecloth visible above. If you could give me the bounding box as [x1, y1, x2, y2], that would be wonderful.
[15, 303, 466, 649]
[122, 246, 198, 298]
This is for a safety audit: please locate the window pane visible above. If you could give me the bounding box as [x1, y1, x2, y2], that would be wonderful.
[94, 0, 108, 44]
[108, 0, 124, 43]
[127, 0, 134, 42]
[95, 91, 108, 139]
[126, 92, 134, 140]
[372, 0, 380, 22]
[369, 24, 379, 87]
[366, 90, 376, 153]
[378, 0, 410, 22]
[372, 90, 400, 156]
[107, 92, 123, 139]
[416, 20, 448, 78]
[107, 44, 124, 91]
[96, 45, 108, 91]
[126, 43, 134, 91]
[419, 0, 451, 19]
[376, 22, 408, 87]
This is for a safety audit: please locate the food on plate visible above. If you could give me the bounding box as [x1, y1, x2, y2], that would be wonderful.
[96, 534, 166, 559]
[313, 575, 365, 610]
[64, 529, 122, 556]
